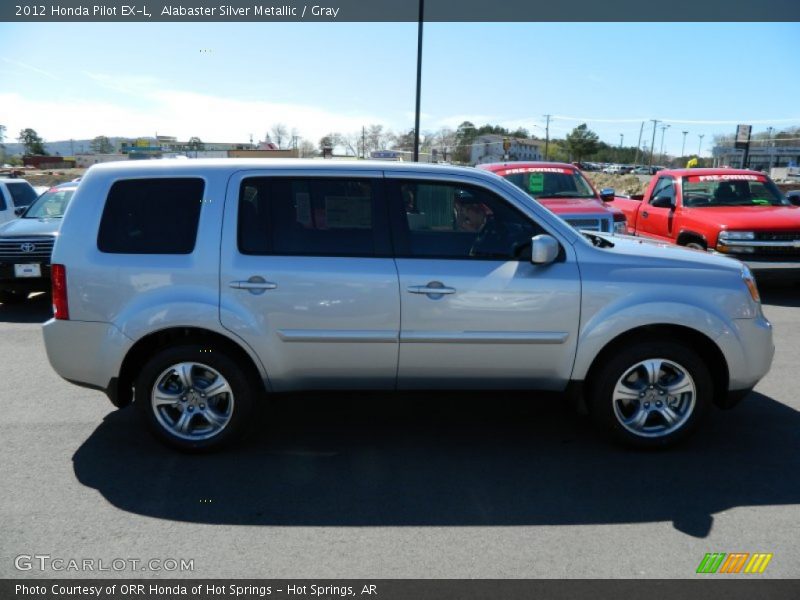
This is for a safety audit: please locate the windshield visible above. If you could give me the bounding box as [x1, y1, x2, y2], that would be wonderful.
[500, 167, 597, 199]
[23, 187, 76, 218]
[682, 174, 788, 207]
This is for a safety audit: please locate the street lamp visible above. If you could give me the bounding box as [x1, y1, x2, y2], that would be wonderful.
[681, 131, 688, 158]
[659, 124, 670, 163]
[412, 0, 424, 162]
[698, 134, 705, 157]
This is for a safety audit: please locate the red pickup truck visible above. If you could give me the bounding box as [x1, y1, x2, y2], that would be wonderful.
[477, 162, 627, 235]
[610, 168, 800, 277]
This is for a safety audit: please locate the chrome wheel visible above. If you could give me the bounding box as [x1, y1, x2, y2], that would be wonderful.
[612, 358, 696, 438]
[151, 362, 235, 441]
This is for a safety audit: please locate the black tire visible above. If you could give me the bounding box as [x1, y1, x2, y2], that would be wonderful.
[684, 241, 706, 251]
[0, 290, 28, 304]
[588, 340, 712, 448]
[134, 344, 256, 452]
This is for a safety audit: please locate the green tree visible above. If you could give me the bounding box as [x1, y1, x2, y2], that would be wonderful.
[544, 140, 570, 162]
[0, 124, 6, 162]
[565, 124, 599, 162]
[18, 128, 47, 155]
[90, 135, 115, 154]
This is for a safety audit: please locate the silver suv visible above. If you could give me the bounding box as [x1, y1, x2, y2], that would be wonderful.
[43, 160, 774, 451]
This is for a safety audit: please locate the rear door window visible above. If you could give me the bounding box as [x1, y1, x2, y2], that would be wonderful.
[237, 177, 389, 257]
[97, 178, 204, 254]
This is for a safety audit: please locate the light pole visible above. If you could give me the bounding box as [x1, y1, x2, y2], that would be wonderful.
[413, 0, 424, 162]
[648, 119, 660, 167]
[659, 124, 670, 164]
[619, 133, 624, 162]
[698, 134, 705, 157]
[633, 121, 644, 166]
[681, 130, 688, 158]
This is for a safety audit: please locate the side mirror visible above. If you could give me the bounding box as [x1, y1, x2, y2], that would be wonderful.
[14, 206, 26, 216]
[599, 187, 615, 202]
[650, 195, 675, 209]
[787, 191, 800, 207]
[531, 234, 559, 265]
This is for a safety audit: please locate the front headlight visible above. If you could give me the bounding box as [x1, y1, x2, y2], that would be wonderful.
[742, 265, 760, 303]
[719, 230, 755, 241]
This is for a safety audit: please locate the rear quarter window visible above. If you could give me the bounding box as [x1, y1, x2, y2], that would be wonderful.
[97, 178, 204, 254]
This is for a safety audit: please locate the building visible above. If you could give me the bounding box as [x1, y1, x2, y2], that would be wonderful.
[470, 134, 543, 165]
[75, 154, 127, 168]
[712, 144, 800, 170]
[22, 155, 76, 169]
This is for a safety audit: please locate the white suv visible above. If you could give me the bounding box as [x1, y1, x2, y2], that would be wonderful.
[43, 160, 773, 451]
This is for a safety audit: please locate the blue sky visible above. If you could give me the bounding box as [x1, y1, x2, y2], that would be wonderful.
[1, 21, 799, 156]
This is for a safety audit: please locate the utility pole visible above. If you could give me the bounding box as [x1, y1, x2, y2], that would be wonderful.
[633, 121, 644, 166]
[659, 124, 670, 164]
[543, 114, 551, 161]
[619, 134, 624, 163]
[413, 0, 424, 162]
[681, 130, 688, 158]
[767, 126, 774, 171]
[648, 119, 660, 167]
[698, 134, 705, 158]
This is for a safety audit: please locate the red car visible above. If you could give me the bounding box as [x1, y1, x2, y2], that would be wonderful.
[610, 168, 800, 277]
[477, 162, 627, 234]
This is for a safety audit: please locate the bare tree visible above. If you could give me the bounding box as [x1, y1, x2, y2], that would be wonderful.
[270, 123, 289, 149]
[298, 139, 318, 158]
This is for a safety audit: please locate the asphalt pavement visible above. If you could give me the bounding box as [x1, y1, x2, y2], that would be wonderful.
[1, 288, 798, 578]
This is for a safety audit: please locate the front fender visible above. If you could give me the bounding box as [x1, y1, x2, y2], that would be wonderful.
[571, 300, 738, 384]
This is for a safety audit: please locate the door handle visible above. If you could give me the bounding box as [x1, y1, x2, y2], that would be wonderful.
[230, 281, 277, 290]
[229, 276, 277, 294]
[407, 282, 456, 296]
[642, 211, 649, 218]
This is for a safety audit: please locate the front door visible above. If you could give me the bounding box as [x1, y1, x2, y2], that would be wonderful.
[638, 176, 676, 241]
[388, 177, 581, 390]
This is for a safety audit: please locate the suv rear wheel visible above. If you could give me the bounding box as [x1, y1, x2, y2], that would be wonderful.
[589, 340, 711, 448]
[135, 345, 255, 451]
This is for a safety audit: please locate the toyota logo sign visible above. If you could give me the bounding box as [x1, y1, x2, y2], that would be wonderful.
[20, 243, 36, 253]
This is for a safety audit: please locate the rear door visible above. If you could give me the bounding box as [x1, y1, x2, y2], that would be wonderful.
[388, 174, 581, 390]
[637, 176, 676, 241]
[219, 170, 400, 392]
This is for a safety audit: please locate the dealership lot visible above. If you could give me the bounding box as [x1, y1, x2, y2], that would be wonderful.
[1, 288, 798, 579]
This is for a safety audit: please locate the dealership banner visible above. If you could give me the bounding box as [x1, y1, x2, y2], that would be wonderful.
[4, 580, 800, 600]
[2, 0, 800, 22]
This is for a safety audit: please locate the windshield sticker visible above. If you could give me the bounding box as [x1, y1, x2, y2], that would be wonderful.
[505, 167, 571, 175]
[687, 174, 765, 182]
[528, 173, 544, 193]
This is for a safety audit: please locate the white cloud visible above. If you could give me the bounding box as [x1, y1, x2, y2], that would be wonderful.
[1, 83, 389, 144]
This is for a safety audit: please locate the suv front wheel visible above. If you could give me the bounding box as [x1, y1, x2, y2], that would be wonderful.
[589, 340, 712, 448]
[135, 345, 255, 451]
